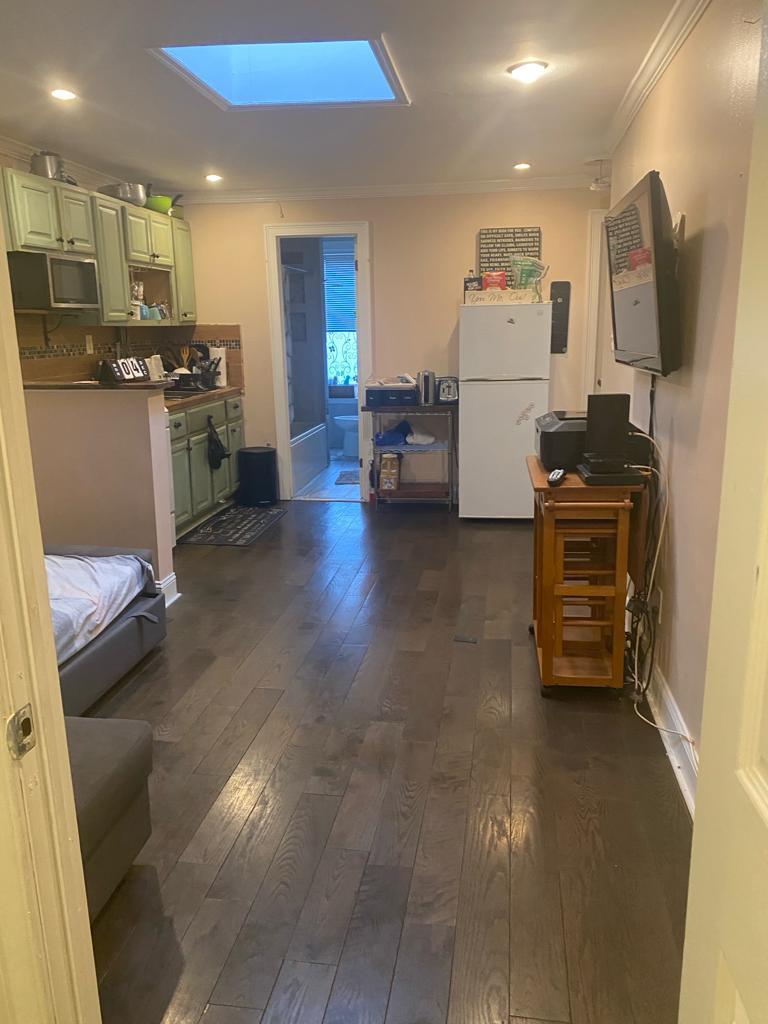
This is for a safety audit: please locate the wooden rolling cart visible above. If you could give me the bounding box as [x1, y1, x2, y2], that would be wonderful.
[364, 405, 456, 510]
[526, 455, 647, 694]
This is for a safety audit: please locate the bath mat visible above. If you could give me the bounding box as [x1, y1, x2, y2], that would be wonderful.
[335, 471, 359, 485]
[179, 505, 287, 546]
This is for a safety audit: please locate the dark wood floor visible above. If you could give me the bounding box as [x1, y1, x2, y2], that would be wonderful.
[92, 501, 692, 1024]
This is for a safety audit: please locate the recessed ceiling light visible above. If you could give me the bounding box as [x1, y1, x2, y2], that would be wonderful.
[205, 173, 223, 183]
[507, 61, 549, 84]
[514, 162, 531, 171]
[51, 88, 77, 101]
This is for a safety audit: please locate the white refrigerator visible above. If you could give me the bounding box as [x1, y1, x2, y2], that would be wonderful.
[459, 302, 552, 518]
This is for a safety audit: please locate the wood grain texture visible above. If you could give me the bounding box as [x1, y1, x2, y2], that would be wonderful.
[93, 503, 690, 1024]
[323, 865, 411, 1024]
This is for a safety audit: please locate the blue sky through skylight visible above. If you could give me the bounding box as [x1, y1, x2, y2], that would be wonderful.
[161, 41, 397, 106]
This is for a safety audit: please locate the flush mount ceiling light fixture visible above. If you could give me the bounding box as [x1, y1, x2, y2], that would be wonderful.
[513, 162, 531, 171]
[205, 173, 223, 182]
[507, 61, 549, 84]
[152, 39, 409, 109]
[50, 88, 77, 101]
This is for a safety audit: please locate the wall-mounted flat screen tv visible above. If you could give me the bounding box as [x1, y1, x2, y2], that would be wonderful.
[604, 170, 681, 376]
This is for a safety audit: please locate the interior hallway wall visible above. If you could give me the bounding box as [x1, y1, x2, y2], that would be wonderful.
[596, 0, 762, 749]
[185, 188, 606, 446]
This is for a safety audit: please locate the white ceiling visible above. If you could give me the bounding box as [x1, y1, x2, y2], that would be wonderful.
[0, 0, 674, 197]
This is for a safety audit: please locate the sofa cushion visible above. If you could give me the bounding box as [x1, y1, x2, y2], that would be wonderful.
[65, 717, 153, 859]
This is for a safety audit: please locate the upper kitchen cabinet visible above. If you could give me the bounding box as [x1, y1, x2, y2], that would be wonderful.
[123, 207, 174, 267]
[5, 169, 62, 251]
[57, 187, 96, 254]
[3, 170, 96, 254]
[92, 194, 132, 323]
[172, 218, 196, 321]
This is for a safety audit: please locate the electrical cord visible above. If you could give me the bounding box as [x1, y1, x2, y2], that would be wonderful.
[626, 428, 695, 747]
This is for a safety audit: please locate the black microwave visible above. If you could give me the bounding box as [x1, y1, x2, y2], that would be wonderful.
[7, 250, 100, 312]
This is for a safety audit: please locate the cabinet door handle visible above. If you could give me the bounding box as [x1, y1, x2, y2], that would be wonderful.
[56, 236, 64, 243]
[173, 421, 183, 428]
[127, 310, 135, 317]
[67, 237, 75, 246]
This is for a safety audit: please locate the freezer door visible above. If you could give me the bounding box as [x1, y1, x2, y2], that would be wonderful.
[459, 302, 552, 380]
[458, 379, 550, 518]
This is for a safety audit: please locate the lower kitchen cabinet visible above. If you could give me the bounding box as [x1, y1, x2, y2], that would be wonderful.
[171, 440, 193, 530]
[189, 433, 213, 516]
[169, 396, 244, 541]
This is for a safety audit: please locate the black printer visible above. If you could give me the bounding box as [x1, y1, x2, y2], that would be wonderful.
[535, 411, 587, 470]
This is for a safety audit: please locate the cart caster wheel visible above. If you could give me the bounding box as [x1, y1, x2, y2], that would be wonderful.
[528, 623, 535, 636]
[540, 685, 555, 699]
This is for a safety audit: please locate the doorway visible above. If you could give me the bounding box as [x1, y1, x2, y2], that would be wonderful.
[265, 221, 373, 503]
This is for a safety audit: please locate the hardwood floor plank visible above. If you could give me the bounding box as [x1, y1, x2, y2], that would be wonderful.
[322, 865, 411, 1024]
[195, 688, 283, 777]
[200, 1007, 262, 1024]
[260, 960, 335, 1024]
[287, 847, 367, 964]
[370, 740, 435, 867]
[384, 921, 455, 1024]
[212, 794, 340, 1009]
[447, 793, 510, 1024]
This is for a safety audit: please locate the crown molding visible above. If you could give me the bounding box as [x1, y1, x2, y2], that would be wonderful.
[0, 134, 118, 191]
[608, 0, 712, 151]
[183, 174, 592, 205]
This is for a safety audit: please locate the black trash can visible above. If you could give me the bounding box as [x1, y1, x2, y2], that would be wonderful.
[237, 447, 279, 507]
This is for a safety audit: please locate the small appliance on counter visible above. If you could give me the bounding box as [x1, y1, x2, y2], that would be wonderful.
[435, 376, 459, 405]
[364, 375, 419, 408]
[535, 411, 587, 470]
[417, 370, 436, 404]
[98, 357, 152, 385]
[577, 393, 643, 485]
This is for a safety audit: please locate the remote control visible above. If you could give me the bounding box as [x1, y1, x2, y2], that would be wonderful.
[548, 468, 566, 486]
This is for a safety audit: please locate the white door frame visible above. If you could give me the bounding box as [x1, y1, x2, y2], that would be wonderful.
[582, 208, 607, 400]
[265, 221, 373, 500]
[0, 215, 101, 1020]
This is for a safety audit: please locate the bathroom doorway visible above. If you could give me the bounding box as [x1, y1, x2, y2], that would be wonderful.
[265, 222, 372, 502]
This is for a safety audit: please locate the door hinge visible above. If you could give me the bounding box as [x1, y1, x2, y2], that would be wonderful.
[7, 703, 36, 760]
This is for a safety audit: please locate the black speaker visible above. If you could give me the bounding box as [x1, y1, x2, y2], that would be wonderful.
[237, 447, 278, 507]
[585, 393, 630, 460]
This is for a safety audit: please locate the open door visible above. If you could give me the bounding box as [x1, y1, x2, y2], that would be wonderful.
[0, 199, 101, 1020]
[678, 15, 768, 1021]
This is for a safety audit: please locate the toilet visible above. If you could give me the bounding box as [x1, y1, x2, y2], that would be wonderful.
[334, 414, 359, 457]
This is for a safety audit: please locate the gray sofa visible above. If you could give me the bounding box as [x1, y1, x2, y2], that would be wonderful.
[46, 545, 167, 715]
[66, 716, 153, 920]
[47, 545, 163, 919]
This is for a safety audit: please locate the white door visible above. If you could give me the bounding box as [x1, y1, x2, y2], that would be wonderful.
[678, 23, 768, 1021]
[459, 302, 552, 380]
[459, 379, 548, 518]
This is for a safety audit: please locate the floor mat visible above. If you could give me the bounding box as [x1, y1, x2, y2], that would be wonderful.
[179, 505, 287, 546]
[335, 470, 359, 485]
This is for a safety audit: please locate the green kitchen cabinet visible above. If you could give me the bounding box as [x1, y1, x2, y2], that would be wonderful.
[59, 187, 96, 253]
[123, 207, 153, 263]
[92, 195, 132, 322]
[4, 169, 61, 251]
[172, 218, 196, 321]
[150, 214, 174, 267]
[227, 419, 243, 492]
[189, 433, 213, 516]
[212, 425, 231, 502]
[171, 440, 193, 530]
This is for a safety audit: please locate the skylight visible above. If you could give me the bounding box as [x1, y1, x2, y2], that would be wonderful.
[157, 40, 405, 108]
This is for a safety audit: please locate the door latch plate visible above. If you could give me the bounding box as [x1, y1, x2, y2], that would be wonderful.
[6, 703, 36, 759]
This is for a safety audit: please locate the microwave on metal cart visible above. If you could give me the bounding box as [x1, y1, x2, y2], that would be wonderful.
[7, 250, 100, 312]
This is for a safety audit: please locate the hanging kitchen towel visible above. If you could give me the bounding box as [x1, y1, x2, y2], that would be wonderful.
[207, 415, 230, 470]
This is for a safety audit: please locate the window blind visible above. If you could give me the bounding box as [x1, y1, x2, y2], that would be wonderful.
[322, 236, 357, 332]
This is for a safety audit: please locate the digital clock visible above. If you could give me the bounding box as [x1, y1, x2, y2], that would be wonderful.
[98, 357, 151, 384]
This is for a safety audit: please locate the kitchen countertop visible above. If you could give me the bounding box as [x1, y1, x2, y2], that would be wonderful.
[23, 381, 242, 410]
[162, 386, 242, 410]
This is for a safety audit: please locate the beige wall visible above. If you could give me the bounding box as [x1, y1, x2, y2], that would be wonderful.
[597, 0, 761, 744]
[185, 189, 606, 446]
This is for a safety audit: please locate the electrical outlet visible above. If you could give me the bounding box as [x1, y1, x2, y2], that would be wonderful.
[85, 334, 94, 355]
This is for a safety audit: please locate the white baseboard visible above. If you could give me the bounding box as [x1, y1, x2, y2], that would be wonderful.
[157, 572, 181, 607]
[647, 666, 699, 817]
